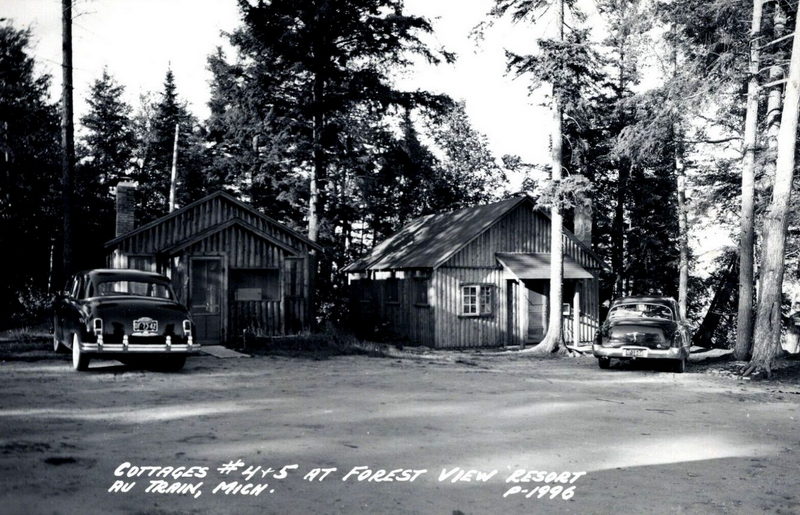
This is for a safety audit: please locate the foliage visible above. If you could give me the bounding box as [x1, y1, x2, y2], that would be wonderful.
[0, 22, 61, 329]
[133, 69, 210, 223]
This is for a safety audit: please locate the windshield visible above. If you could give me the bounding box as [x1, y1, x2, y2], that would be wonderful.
[609, 303, 673, 321]
[93, 280, 174, 300]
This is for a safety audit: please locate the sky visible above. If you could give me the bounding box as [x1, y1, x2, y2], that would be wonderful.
[2, 0, 558, 172]
[1, 0, 732, 272]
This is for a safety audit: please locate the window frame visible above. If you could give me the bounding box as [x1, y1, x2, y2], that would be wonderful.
[461, 283, 494, 317]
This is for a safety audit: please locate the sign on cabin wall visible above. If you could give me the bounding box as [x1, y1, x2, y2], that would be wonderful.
[235, 288, 263, 301]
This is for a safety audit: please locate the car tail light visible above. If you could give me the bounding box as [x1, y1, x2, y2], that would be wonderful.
[183, 320, 192, 335]
[93, 318, 103, 336]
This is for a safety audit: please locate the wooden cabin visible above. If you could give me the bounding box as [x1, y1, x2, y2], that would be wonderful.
[343, 195, 605, 349]
[105, 184, 321, 344]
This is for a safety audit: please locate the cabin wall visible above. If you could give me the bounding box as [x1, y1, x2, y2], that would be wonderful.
[440, 204, 601, 347]
[110, 219, 312, 341]
[432, 267, 509, 349]
[348, 275, 435, 347]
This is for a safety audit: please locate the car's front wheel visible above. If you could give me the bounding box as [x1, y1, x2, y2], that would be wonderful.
[673, 355, 686, 374]
[71, 333, 90, 371]
[598, 357, 611, 369]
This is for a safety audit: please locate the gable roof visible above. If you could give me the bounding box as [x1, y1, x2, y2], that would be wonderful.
[343, 196, 530, 272]
[158, 217, 301, 256]
[105, 190, 322, 252]
[343, 195, 607, 273]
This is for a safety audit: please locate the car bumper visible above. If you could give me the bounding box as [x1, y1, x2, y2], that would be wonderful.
[593, 344, 687, 360]
[78, 341, 200, 355]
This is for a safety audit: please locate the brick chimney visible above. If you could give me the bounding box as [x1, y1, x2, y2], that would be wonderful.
[573, 176, 592, 246]
[115, 181, 136, 237]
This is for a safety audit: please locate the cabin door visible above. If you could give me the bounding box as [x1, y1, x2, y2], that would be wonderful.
[524, 280, 548, 343]
[190, 256, 223, 344]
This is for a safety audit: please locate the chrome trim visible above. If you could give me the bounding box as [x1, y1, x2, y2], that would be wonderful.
[78, 342, 197, 353]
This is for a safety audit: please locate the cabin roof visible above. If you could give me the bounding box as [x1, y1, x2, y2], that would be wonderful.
[104, 190, 323, 252]
[158, 217, 302, 257]
[344, 195, 604, 273]
[343, 196, 528, 272]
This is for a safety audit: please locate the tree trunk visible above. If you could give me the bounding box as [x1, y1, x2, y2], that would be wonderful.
[734, 0, 764, 361]
[746, 11, 800, 377]
[612, 163, 628, 297]
[692, 251, 738, 348]
[675, 125, 689, 321]
[308, 71, 324, 242]
[530, 0, 564, 354]
[61, 0, 75, 278]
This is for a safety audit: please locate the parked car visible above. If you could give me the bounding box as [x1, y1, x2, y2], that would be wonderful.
[593, 296, 691, 373]
[53, 269, 197, 371]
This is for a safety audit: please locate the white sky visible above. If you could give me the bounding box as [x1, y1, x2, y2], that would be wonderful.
[2, 0, 556, 172]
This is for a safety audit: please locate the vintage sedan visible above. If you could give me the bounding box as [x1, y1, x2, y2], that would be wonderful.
[53, 269, 197, 371]
[593, 296, 691, 373]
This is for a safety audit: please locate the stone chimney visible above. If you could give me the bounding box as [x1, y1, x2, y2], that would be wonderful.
[115, 181, 136, 237]
[573, 176, 592, 246]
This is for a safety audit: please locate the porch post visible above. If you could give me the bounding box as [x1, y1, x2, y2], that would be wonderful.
[573, 285, 580, 348]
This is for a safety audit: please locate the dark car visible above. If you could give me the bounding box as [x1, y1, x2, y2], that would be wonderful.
[592, 296, 691, 373]
[53, 269, 197, 371]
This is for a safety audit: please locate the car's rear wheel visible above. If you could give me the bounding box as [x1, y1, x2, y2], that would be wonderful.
[53, 316, 67, 353]
[598, 357, 611, 369]
[71, 333, 90, 371]
[673, 355, 686, 374]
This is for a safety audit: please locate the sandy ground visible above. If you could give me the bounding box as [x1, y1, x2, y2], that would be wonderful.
[1, 352, 799, 514]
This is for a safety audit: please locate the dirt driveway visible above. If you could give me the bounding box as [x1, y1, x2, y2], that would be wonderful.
[1, 352, 799, 514]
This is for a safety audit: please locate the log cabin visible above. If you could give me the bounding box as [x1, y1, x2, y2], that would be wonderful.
[105, 184, 321, 344]
[343, 194, 606, 349]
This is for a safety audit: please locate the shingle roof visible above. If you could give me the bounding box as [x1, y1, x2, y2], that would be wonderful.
[343, 196, 530, 272]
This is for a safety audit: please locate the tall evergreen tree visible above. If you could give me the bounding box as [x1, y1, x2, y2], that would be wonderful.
[134, 69, 207, 222]
[0, 23, 61, 327]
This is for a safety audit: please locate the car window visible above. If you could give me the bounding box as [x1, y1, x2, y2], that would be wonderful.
[70, 276, 82, 299]
[95, 280, 174, 300]
[609, 303, 673, 321]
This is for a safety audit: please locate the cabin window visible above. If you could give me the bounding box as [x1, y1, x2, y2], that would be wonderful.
[385, 276, 400, 303]
[230, 268, 280, 301]
[461, 284, 493, 316]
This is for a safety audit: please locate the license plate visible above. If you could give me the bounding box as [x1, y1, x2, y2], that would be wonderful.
[622, 348, 648, 358]
[133, 318, 158, 334]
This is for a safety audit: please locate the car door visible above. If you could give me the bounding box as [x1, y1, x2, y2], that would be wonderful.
[61, 274, 84, 345]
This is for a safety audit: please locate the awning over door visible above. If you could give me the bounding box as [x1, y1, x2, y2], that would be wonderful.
[496, 252, 594, 280]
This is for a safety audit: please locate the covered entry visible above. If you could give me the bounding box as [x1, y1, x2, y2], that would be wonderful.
[497, 253, 594, 346]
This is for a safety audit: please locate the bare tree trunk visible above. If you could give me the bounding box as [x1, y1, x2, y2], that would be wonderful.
[308, 71, 324, 242]
[61, 0, 74, 278]
[675, 129, 689, 320]
[746, 12, 800, 377]
[612, 163, 628, 297]
[530, 0, 564, 354]
[169, 123, 179, 212]
[692, 251, 738, 348]
[734, 0, 764, 361]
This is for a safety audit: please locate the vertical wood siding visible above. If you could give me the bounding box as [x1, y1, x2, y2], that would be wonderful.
[348, 277, 435, 347]
[111, 195, 314, 340]
[348, 202, 603, 349]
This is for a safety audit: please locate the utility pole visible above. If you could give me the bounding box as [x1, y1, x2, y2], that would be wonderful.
[61, 0, 75, 278]
[169, 123, 179, 212]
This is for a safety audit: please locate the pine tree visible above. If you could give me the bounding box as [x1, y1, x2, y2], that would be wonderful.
[0, 23, 61, 327]
[134, 69, 207, 221]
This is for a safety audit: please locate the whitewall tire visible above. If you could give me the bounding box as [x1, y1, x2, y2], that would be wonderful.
[72, 333, 90, 371]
